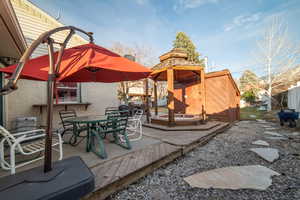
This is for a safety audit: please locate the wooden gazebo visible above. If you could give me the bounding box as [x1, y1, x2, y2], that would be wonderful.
[148, 48, 240, 127]
[149, 48, 206, 126]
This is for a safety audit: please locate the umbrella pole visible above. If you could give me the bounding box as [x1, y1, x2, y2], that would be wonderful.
[44, 38, 55, 173]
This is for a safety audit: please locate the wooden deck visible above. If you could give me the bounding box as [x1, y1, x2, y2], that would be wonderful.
[143, 122, 227, 146]
[143, 120, 220, 131]
[88, 142, 181, 200]
[0, 121, 231, 200]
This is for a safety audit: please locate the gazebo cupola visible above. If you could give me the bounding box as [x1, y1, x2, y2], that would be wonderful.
[150, 48, 206, 126]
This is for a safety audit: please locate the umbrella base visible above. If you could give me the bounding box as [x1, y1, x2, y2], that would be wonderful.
[0, 156, 94, 200]
[24, 166, 65, 182]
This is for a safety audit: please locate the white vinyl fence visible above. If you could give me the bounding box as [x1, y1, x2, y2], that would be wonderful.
[288, 82, 300, 112]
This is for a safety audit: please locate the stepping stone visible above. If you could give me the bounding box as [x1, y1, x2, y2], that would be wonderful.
[292, 132, 300, 136]
[264, 136, 287, 140]
[264, 131, 283, 137]
[262, 125, 272, 128]
[257, 120, 268, 124]
[252, 140, 270, 146]
[250, 148, 279, 162]
[265, 127, 276, 131]
[184, 165, 280, 190]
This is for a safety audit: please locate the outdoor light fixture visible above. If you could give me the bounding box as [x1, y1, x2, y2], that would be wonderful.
[85, 66, 100, 72]
[124, 54, 136, 62]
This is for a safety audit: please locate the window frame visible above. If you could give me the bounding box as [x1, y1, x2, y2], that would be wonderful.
[55, 82, 81, 104]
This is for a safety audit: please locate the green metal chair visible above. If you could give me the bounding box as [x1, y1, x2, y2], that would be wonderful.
[89, 111, 131, 159]
[104, 110, 130, 149]
[106, 115, 131, 149]
[102, 109, 129, 138]
[105, 107, 119, 115]
[59, 110, 87, 146]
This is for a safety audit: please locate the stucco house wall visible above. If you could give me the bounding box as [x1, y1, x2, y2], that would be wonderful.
[4, 0, 118, 129]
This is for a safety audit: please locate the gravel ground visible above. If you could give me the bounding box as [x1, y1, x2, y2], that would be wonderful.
[109, 120, 300, 200]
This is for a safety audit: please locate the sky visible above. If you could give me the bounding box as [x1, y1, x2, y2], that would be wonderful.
[29, 0, 300, 78]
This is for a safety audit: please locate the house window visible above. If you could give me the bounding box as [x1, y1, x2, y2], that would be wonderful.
[55, 82, 81, 103]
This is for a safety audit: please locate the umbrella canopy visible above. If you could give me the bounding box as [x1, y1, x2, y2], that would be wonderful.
[0, 43, 151, 82]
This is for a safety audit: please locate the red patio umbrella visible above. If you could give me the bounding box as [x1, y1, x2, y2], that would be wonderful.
[0, 26, 151, 173]
[0, 43, 150, 82]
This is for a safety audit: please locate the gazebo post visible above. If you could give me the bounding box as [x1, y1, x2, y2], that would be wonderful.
[200, 68, 206, 121]
[145, 78, 150, 123]
[167, 67, 175, 126]
[154, 80, 158, 116]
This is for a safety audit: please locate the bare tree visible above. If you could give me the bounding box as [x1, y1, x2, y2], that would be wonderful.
[256, 17, 300, 110]
[110, 42, 156, 103]
[110, 42, 156, 66]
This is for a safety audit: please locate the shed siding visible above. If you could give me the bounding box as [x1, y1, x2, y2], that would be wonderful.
[227, 76, 240, 121]
[205, 74, 240, 122]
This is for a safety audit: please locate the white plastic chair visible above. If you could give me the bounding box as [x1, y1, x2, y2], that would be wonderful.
[125, 109, 143, 141]
[0, 125, 63, 174]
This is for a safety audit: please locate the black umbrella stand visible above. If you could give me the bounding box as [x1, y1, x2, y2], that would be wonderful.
[0, 26, 95, 200]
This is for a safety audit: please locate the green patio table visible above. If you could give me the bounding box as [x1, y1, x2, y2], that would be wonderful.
[65, 115, 108, 158]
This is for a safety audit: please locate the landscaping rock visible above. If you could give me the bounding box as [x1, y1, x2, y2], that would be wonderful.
[252, 140, 270, 146]
[264, 131, 283, 137]
[184, 165, 280, 190]
[250, 148, 279, 162]
[149, 188, 171, 200]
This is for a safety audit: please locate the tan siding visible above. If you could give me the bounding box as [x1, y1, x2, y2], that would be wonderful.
[11, 0, 87, 53]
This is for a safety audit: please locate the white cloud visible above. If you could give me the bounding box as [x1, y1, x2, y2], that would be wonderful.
[174, 0, 220, 11]
[224, 13, 261, 32]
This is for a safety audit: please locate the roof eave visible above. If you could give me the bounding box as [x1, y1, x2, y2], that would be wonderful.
[0, 0, 27, 58]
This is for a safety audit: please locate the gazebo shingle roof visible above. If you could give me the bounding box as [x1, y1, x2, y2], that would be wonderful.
[151, 48, 201, 71]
